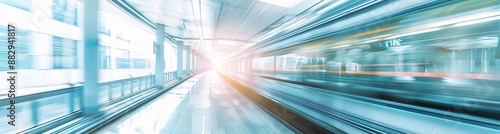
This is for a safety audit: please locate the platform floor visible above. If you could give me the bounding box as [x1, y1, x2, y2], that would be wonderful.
[97, 70, 291, 134]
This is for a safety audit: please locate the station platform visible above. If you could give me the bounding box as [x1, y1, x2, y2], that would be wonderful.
[97, 71, 292, 134]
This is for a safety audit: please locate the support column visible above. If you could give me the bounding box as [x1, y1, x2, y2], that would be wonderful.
[176, 42, 184, 78]
[186, 46, 191, 74]
[83, 0, 99, 116]
[154, 24, 165, 87]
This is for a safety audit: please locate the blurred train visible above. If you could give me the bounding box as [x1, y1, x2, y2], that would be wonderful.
[251, 0, 500, 81]
[0, 1, 181, 91]
[221, 1, 500, 127]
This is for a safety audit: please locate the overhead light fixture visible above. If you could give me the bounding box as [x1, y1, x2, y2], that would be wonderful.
[192, 0, 201, 20]
[361, 39, 379, 44]
[258, 0, 301, 7]
[316, 0, 347, 14]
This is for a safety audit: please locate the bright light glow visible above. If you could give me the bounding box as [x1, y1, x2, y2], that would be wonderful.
[316, 0, 347, 14]
[258, 0, 301, 7]
[454, 15, 500, 27]
[217, 40, 240, 45]
[192, 0, 201, 20]
[284, 19, 306, 30]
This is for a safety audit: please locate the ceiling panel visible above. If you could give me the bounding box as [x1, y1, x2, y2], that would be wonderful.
[122, 0, 321, 61]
